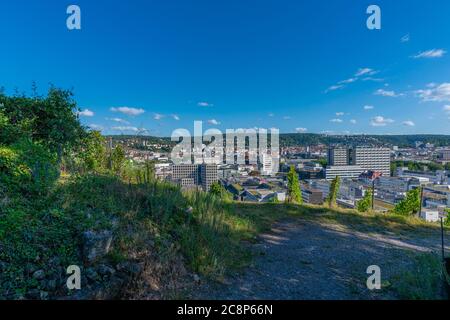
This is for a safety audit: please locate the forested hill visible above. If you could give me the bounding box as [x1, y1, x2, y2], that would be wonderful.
[107, 133, 450, 148]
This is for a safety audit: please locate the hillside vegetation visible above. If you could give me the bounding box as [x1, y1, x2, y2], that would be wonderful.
[1, 88, 448, 300]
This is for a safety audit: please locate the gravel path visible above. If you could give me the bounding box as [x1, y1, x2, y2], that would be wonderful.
[195, 218, 449, 300]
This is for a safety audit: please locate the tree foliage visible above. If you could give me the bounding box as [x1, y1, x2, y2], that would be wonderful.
[394, 188, 421, 216]
[327, 176, 341, 208]
[287, 165, 302, 204]
[357, 188, 372, 212]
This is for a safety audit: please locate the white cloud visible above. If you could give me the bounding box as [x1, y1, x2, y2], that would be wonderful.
[88, 124, 103, 131]
[325, 84, 344, 93]
[153, 113, 164, 120]
[362, 77, 385, 82]
[374, 89, 404, 97]
[401, 34, 410, 43]
[338, 78, 357, 84]
[335, 112, 344, 116]
[402, 120, 415, 127]
[443, 105, 450, 116]
[350, 119, 357, 124]
[106, 117, 130, 124]
[370, 116, 394, 127]
[355, 68, 378, 77]
[412, 49, 446, 59]
[111, 126, 140, 132]
[207, 119, 221, 125]
[110, 107, 145, 116]
[172, 114, 180, 121]
[295, 127, 307, 133]
[78, 109, 94, 117]
[364, 105, 375, 110]
[198, 101, 214, 107]
[416, 83, 450, 102]
[268, 113, 275, 117]
[330, 118, 343, 123]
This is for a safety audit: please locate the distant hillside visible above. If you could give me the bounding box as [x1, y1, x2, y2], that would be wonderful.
[106, 133, 450, 149]
[280, 134, 450, 148]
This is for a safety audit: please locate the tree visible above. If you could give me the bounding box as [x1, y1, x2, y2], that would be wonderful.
[110, 145, 126, 175]
[394, 188, 421, 216]
[79, 131, 107, 173]
[357, 188, 372, 212]
[445, 209, 450, 226]
[287, 165, 302, 204]
[209, 182, 231, 201]
[327, 176, 341, 208]
[0, 87, 84, 158]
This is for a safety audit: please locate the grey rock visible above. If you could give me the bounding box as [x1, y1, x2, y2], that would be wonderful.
[116, 261, 142, 276]
[97, 264, 116, 276]
[26, 289, 41, 300]
[85, 268, 100, 282]
[32, 270, 45, 280]
[82, 230, 113, 264]
[40, 291, 49, 300]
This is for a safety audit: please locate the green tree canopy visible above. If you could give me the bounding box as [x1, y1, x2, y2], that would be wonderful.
[287, 165, 302, 204]
[327, 176, 341, 208]
[394, 188, 421, 216]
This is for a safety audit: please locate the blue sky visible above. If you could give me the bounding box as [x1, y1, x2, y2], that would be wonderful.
[1, 0, 450, 136]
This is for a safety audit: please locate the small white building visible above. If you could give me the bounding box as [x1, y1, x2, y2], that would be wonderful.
[420, 209, 440, 223]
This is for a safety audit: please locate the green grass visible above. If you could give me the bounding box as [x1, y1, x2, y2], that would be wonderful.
[391, 253, 445, 300]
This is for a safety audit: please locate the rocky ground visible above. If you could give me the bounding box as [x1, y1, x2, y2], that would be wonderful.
[194, 218, 449, 300]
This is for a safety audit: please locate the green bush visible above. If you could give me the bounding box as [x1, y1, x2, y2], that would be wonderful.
[0, 140, 58, 197]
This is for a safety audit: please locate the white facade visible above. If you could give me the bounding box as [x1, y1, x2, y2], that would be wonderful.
[325, 165, 364, 180]
[261, 153, 273, 176]
[420, 209, 440, 223]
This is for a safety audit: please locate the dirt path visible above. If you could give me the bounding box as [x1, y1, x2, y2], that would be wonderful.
[195, 218, 448, 300]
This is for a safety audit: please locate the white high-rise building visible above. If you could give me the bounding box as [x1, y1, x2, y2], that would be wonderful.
[261, 153, 273, 176]
[326, 146, 391, 178]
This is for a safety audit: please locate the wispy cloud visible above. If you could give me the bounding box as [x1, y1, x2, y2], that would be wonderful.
[153, 113, 164, 120]
[416, 83, 450, 102]
[335, 112, 344, 116]
[88, 124, 103, 131]
[350, 119, 357, 124]
[110, 107, 145, 116]
[443, 105, 450, 114]
[400, 34, 410, 43]
[326, 68, 379, 93]
[111, 126, 141, 132]
[355, 68, 378, 77]
[374, 89, 404, 97]
[295, 127, 307, 133]
[364, 105, 375, 110]
[325, 85, 345, 93]
[198, 101, 214, 107]
[338, 78, 357, 84]
[402, 120, 415, 127]
[78, 109, 94, 117]
[172, 114, 180, 121]
[106, 117, 130, 124]
[330, 118, 343, 123]
[412, 49, 446, 59]
[370, 116, 394, 127]
[207, 119, 221, 125]
[283, 116, 292, 120]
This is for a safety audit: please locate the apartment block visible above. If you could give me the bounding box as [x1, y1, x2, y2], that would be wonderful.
[172, 164, 218, 191]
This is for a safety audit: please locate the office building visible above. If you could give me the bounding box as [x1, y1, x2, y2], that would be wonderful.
[171, 164, 218, 191]
[327, 146, 391, 178]
[325, 165, 364, 180]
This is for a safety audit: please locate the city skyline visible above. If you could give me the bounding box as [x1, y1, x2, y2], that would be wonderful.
[1, 0, 450, 136]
